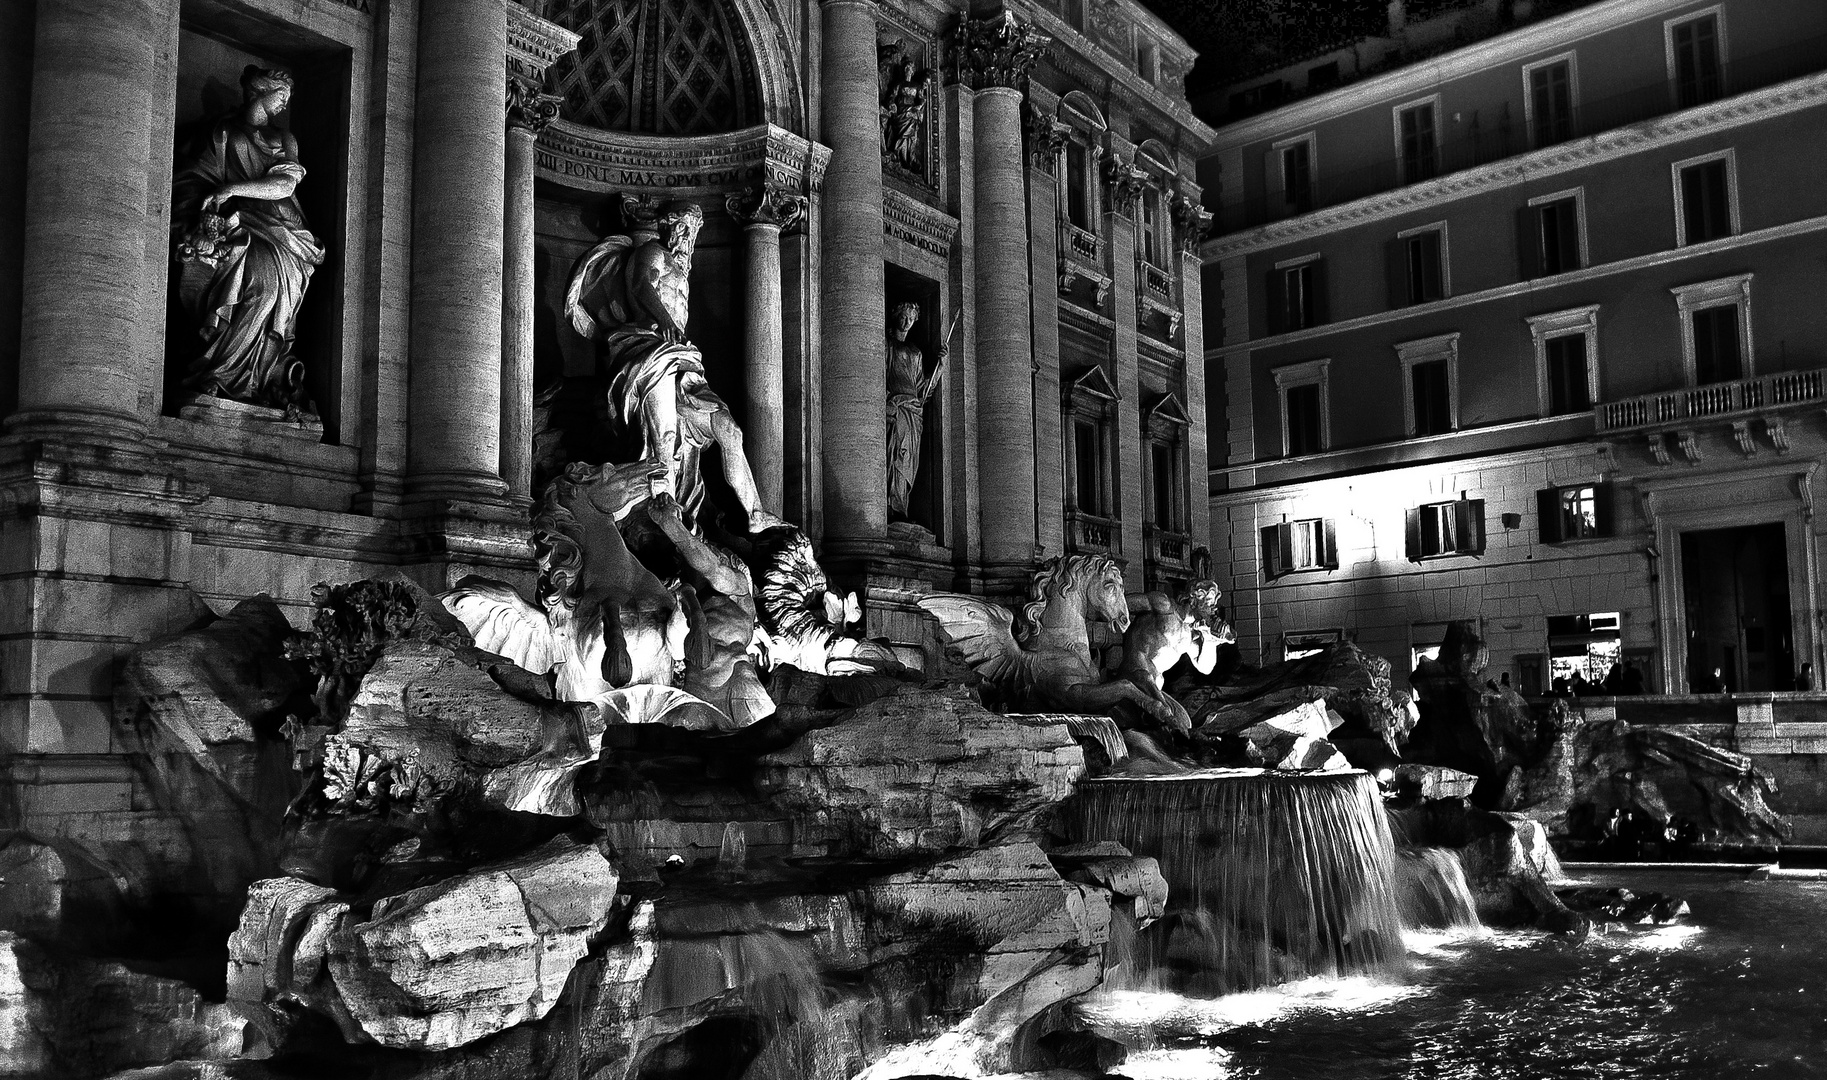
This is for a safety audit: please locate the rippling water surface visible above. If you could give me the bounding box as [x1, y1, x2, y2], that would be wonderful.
[1079, 869, 1827, 1080]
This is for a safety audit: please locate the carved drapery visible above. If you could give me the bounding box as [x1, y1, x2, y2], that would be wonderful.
[953, 11, 1048, 92]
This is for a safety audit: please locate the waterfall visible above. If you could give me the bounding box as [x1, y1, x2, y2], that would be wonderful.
[1063, 769, 1409, 996]
[1393, 848, 1482, 931]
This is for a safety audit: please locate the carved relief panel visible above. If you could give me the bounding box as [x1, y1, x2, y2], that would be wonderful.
[876, 9, 941, 190]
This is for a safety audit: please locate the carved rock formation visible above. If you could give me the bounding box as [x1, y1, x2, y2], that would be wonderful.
[752, 686, 1086, 858]
[227, 839, 616, 1053]
[1390, 798, 1585, 933]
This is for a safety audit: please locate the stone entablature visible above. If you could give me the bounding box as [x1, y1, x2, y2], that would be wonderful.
[506, 4, 580, 86]
[536, 121, 831, 197]
[883, 187, 960, 258]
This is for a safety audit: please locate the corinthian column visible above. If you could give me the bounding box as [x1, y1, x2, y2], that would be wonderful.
[957, 10, 1048, 574]
[502, 77, 564, 507]
[406, 0, 509, 505]
[819, 0, 888, 547]
[7, 0, 176, 445]
[727, 185, 807, 516]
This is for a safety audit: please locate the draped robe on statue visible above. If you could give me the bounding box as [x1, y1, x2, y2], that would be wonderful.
[173, 120, 325, 414]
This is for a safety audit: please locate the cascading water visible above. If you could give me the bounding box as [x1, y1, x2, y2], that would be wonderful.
[1394, 847, 1483, 931]
[1063, 768, 1409, 996]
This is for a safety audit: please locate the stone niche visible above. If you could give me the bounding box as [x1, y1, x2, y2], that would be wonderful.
[884, 262, 946, 545]
[165, 11, 355, 443]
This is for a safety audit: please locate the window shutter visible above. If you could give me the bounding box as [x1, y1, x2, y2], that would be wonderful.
[1594, 482, 1616, 538]
[1458, 499, 1487, 555]
[1516, 206, 1541, 280]
[1261, 524, 1282, 579]
[1312, 258, 1330, 324]
[1385, 238, 1408, 308]
[1537, 488, 1562, 543]
[1265, 269, 1287, 335]
[1557, 202, 1581, 270]
[1278, 524, 1295, 573]
[1321, 518, 1339, 569]
[1404, 506, 1423, 562]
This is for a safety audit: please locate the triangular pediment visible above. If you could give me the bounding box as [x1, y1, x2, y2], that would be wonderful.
[1146, 392, 1191, 426]
[1067, 365, 1121, 403]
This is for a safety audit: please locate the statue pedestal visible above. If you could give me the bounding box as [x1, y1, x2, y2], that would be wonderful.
[887, 520, 936, 546]
[175, 394, 323, 443]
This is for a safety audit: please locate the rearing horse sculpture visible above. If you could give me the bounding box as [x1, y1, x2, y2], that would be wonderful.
[918, 554, 1178, 727]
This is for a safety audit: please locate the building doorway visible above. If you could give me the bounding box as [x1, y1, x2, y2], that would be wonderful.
[1681, 522, 1793, 692]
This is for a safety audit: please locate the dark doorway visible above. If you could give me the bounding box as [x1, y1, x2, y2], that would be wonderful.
[1681, 522, 1793, 692]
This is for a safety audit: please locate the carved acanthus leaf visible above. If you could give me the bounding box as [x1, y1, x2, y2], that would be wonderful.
[954, 11, 1050, 92]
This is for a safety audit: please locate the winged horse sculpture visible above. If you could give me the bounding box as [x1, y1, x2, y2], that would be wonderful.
[918, 554, 1178, 727]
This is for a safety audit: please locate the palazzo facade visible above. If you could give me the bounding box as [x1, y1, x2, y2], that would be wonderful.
[1200, 0, 1827, 698]
[0, 0, 1211, 841]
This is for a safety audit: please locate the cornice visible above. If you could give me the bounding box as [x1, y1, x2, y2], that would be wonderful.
[1205, 210, 1827, 360]
[883, 187, 960, 258]
[1202, 71, 1827, 261]
[537, 121, 831, 198]
[1016, 2, 1215, 154]
[1208, 0, 1711, 151]
[505, 3, 580, 83]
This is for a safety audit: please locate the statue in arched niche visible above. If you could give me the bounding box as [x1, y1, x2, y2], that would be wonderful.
[565, 198, 783, 534]
[886, 300, 946, 521]
[171, 66, 324, 419]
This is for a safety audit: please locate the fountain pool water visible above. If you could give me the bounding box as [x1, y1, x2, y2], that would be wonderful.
[1062, 769, 1408, 995]
[1075, 867, 1827, 1079]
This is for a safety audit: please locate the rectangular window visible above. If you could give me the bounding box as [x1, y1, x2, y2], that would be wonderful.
[1679, 158, 1733, 244]
[1692, 305, 1743, 384]
[1148, 441, 1182, 531]
[1529, 60, 1575, 147]
[1538, 483, 1615, 543]
[1546, 334, 1591, 414]
[1142, 189, 1162, 267]
[1285, 383, 1324, 456]
[1269, 259, 1323, 333]
[1282, 141, 1313, 212]
[1065, 141, 1090, 229]
[1411, 359, 1452, 435]
[1403, 229, 1445, 305]
[1261, 518, 1338, 578]
[1073, 419, 1105, 514]
[1671, 13, 1723, 109]
[1536, 197, 1582, 274]
[1405, 499, 1487, 560]
[1398, 101, 1438, 183]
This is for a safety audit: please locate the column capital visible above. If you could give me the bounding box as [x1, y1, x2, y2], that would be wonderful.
[952, 11, 1049, 92]
[1023, 99, 1068, 167]
[1171, 190, 1212, 252]
[506, 76, 564, 133]
[726, 184, 807, 232]
[1101, 152, 1147, 215]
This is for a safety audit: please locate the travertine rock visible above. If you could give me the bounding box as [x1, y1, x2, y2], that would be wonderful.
[1391, 799, 1584, 933]
[116, 595, 302, 750]
[0, 932, 246, 1079]
[754, 686, 1085, 858]
[335, 640, 604, 817]
[1048, 843, 1167, 925]
[228, 841, 616, 1054]
[1498, 707, 1789, 846]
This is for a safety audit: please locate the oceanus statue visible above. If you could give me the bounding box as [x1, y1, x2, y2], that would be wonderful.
[919, 554, 1178, 726]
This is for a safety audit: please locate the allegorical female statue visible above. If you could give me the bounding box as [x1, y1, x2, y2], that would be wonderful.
[886, 300, 946, 519]
[172, 66, 324, 418]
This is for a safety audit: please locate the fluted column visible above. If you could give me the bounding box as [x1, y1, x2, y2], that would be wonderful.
[728, 185, 807, 516]
[407, 0, 509, 504]
[958, 11, 1048, 573]
[502, 80, 563, 507]
[819, 0, 888, 546]
[7, 0, 175, 445]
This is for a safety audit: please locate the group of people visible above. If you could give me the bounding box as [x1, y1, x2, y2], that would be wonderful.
[1549, 660, 1646, 698]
